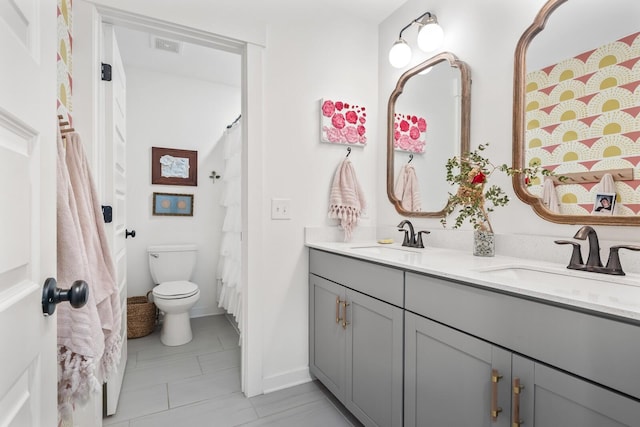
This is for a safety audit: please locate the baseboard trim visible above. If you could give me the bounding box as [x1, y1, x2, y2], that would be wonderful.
[262, 367, 312, 394]
[191, 306, 225, 318]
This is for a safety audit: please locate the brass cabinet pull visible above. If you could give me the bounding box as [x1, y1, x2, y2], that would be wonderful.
[341, 301, 350, 329]
[512, 377, 524, 427]
[336, 297, 342, 324]
[491, 369, 503, 421]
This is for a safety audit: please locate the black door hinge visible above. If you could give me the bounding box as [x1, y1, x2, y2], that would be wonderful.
[101, 63, 112, 81]
[102, 205, 113, 223]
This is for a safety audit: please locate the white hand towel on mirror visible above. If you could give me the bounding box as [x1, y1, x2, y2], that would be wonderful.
[328, 158, 367, 241]
[394, 164, 422, 212]
[542, 176, 560, 213]
[597, 173, 616, 193]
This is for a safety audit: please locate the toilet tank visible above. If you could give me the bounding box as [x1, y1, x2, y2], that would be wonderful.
[148, 244, 197, 284]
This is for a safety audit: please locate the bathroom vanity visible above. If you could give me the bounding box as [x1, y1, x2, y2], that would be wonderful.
[308, 244, 640, 427]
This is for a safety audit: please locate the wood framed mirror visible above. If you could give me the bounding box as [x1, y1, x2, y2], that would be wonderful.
[387, 52, 471, 217]
[513, 0, 640, 225]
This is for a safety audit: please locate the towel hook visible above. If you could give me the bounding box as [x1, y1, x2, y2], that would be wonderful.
[408, 154, 414, 164]
[346, 147, 352, 157]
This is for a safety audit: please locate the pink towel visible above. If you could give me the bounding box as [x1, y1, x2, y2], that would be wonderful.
[328, 159, 367, 241]
[56, 131, 121, 422]
[394, 164, 421, 212]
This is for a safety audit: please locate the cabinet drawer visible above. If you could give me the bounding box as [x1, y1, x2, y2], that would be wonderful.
[406, 272, 640, 400]
[309, 249, 404, 307]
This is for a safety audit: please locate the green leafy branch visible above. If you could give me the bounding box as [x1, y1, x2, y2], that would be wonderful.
[441, 143, 555, 233]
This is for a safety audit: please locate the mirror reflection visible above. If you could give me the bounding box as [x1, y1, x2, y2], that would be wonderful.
[514, 0, 640, 224]
[387, 52, 471, 217]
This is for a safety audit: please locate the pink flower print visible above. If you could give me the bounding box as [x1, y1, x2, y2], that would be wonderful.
[332, 113, 345, 129]
[344, 126, 359, 143]
[357, 125, 366, 136]
[399, 120, 410, 132]
[322, 100, 335, 117]
[359, 116, 366, 124]
[345, 110, 358, 124]
[413, 141, 425, 153]
[394, 130, 401, 141]
[335, 101, 344, 111]
[398, 134, 411, 150]
[417, 118, 427, 132]
[323, 126, 342, 142]
[344, 103, 350, 108]
[409, 126, 421, 140]
[411, 116, 418, 124]
[359, 136, 367, 144]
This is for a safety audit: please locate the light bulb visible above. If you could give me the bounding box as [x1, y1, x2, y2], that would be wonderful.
[417, 20, 444, 52]
[388, 39, 411, 68]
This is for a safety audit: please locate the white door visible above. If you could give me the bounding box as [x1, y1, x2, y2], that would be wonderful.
[102, 23, 128, 416]
[0, 1, 58, 426]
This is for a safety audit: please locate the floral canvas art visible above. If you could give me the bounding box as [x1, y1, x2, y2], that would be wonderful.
[393, 113, 427, 153]
[320, 99, 367, 145]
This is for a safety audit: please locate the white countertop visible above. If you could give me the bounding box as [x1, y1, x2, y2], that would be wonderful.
[306, 241, 640, 323]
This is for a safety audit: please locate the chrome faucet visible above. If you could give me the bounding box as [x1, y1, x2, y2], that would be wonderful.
[397, 220, 429, 248]
[555, 226, 640, 276]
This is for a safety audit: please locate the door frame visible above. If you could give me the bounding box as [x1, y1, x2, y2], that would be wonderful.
[72, 1, 265, 398]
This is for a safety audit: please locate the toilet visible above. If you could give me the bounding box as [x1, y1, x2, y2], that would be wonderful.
[147, 244, 200, 346]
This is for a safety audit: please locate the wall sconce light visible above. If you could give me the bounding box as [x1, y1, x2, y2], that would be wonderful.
[388, 12, 444, 68]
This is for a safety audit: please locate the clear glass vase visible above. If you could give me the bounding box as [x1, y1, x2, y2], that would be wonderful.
[473, 230, 495, 257]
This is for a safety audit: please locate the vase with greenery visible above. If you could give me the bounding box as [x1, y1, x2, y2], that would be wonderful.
[441, 143, 552, 256]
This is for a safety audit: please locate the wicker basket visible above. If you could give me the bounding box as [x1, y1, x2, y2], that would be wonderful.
[127, 292, 157, 339]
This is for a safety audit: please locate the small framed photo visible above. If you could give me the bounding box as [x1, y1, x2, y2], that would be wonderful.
[152, 147, 198, 186]
[592, 192, 616, 215]
[153, 192, 194, 216]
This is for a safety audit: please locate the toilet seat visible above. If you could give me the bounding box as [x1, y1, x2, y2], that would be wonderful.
[153, 280, 199, 299]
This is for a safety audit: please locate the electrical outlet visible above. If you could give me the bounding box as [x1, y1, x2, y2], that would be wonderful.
[271, 198, 291, 220]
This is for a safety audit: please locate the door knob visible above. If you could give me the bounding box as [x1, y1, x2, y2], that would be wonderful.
[125, 229, 136, 239]
[42, 278, 89, 316]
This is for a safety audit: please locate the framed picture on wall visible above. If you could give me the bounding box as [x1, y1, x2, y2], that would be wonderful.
[153, 192, 194, 216]
[592, 193, 616, 215]
[151, 147, 198, 186]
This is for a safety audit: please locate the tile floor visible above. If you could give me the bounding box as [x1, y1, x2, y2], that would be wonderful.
[103, 315, 362, 427]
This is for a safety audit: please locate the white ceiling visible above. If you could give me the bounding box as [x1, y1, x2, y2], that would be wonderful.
[113, 0, 407, 87]
[114, 26, 242, 87]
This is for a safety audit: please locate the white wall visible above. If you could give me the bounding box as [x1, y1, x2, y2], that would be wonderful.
[124, 65, 241, 317]
[377, 0, 640, 248]
[259, 17, 380, 389]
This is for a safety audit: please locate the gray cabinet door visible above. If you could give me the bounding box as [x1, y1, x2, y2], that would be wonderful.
[404, 312, 512, 427]
[345, 289, 404, 427]
[513, 355, 640, 427]
[309, 274, 346, 400]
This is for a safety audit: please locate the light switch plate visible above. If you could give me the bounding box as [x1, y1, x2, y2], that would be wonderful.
[271, 198, 291, 220]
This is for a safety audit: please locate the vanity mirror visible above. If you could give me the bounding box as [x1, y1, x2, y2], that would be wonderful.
[513, 0, 640, 224]
[387, 52, 471, 217]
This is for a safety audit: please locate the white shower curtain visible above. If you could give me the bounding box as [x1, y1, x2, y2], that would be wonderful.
[217, 119, 243, 339]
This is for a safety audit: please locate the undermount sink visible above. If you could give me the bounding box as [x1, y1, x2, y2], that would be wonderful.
[474, 264, 640, 309]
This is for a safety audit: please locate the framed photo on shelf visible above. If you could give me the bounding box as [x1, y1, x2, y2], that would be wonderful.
[592, 192, 615, 215]
[153, 192, 194, 216]
[151, 147, 198, 186]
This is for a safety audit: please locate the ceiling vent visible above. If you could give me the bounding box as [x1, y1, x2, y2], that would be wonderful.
[152, 36, 182, 54]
